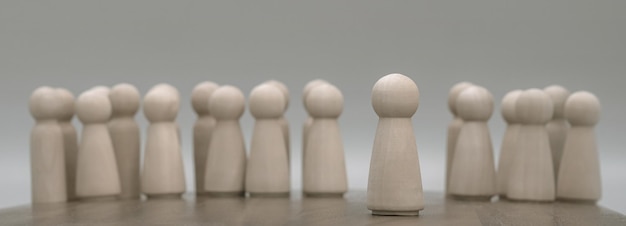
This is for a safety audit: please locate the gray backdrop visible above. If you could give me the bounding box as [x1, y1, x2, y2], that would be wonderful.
[1, 1, 624, 213]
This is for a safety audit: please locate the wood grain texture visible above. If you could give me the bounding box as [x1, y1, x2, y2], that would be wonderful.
[0, 191, 624, 225]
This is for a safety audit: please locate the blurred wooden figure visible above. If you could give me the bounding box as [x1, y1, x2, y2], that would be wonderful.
[496, 90, 523, 198]
[303, 83, 348, 197]
[142, 84, 186, 198]
[449, 86, 496, 200]
[507, 89, 555, 201]
[445, 82, 473, 195]
[264, 80, 290, 163]
[191, 81, 219, 195]
[557, 91, 602, 202]
[204, 86, 247, 196]
[246, 84, 290, 196]
[29, 87, 67, 203]
[367, 73, 424, 216]
[75, 89, 121, 199]
[56, 88, 78, 201]
[544, 85, 571, 181]
[109, 83, 141, 199]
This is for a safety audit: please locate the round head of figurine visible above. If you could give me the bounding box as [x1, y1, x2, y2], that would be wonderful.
[544, 85, 571, 119]
[90, 86, 111, 96]
[456, 86, 494, 121]
[500, 90, 523, 124]
[305, 83, 343, 118]
[564, 91, 601, 126]
[209, 85, 245, 120]
[29, 86, 63, 121]
[448, 82, 473, 116]
[515, 89, 554, 125]
[143, 84, 180, 122]
[371, 73, 420, 118]
[191, 81, 219, 116]
[249, 83, 285, 119]
[302, 79, 328, 102]
[56, 88, 75, 121]
[109, 83, 141, 117]
[75, 90, 112, 124]
[264, 80, 289, 110]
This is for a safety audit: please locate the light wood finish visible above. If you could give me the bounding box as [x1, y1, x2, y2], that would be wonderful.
[508, 89, 555, 201]
[368, 73, 423, 216]
[303, 84, 348, 196]
[544, 85, 571, 181]
[204, 85, 247, 195]
[142, 84, 185, 198]
[264, 80, 290, 161]
[558, 91, 602, 201]
[449, 86, 496, 199]
[108, 84, 141, 200]
[29, 87, 67, 203]
[56, 88, 78, 201]
[246, 84, 289, 196]
[301, 79, 328, 186]
[496, 90, 522, 197]
[445, 82, 472, 195]
[2, 191, 623, 225]
[75, 90, 121, 199]
[190, 81, 219, 195]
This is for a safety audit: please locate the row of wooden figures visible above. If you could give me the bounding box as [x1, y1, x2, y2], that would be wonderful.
[445, 82, 601, 202]
[29, 79, 349, 203]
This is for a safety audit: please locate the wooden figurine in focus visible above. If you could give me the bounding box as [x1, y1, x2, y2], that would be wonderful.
[367, 73, 424, 216]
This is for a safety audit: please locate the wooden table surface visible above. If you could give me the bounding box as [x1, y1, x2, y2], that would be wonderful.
[0, 191, 624, 226]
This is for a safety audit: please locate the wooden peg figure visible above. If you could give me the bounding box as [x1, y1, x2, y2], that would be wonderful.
[301, 79, 328, 187]
[246, 84, 290, 196]
[56, 88, 78, 201]
[445, 82, 473, 195]
[108, 83, 141, 199]
[557, 91, 602, 202]
[449, 86, 496, 200]
[191, 81, 219, 195]
[29, 87, 67, 203]
[204, 85, 247, 196]
[75, 90, 121, 199]
[544, 85, 571, 181]
[304, 83, 348, 197]
[507, 89, 555, 202]
[496, 90, 523, 198]
[142, 84, 186, 198]
[367, 73, 424, 216]
[264, 80, 291, 164]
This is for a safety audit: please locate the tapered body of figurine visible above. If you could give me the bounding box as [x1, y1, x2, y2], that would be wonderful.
[30, 87, 67, 203]
[191, 81, 219, 195]
[367, 73, 423, 216]
[142, 84, 186, 198]
[56, 88, 78, 201]
[445, 82, 473, 195]
[301, 79, 328, 182]
[75, 90, 121, 199]
[507, 89, 555, 201]
[108, 84, 141, 199]
[264, 80, 291, 164]
[246, 84, 290, 196]
[449, 86, 496, 200]
[204, 85, 247, 196]
[496, 90, 522, 198]
[544, 85, 570, 181]
[557, 91, 602, 202]
[304, 83, 348, 196]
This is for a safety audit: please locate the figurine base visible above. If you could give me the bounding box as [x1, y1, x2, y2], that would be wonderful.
[371, 210, 420, 216]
